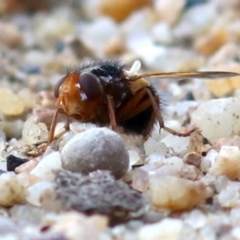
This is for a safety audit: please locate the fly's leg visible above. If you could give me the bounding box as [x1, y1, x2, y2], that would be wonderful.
[117, 88, 147, 120]
[107, 96, 118, 131]
[145, 88, 196, 137]
[118, 87, 196, 137]
[48, 108, 70, 144]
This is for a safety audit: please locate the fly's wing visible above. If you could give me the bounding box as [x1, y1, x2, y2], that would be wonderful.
[129, 71, 240, 81]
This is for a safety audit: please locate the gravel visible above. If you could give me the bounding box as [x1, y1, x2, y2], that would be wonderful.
[0, 0, 240, 239]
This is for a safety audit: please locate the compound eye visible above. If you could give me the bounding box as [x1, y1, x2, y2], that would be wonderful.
[54, 76, 66, 98]
[79, 72, 102, 100]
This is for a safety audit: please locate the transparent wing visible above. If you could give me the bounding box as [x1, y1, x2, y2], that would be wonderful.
[129, 71, 240, 81]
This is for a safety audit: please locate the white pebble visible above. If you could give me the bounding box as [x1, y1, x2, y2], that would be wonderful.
[144, 137, 167, 156]
[230, 208, 240, 226]
[30, 152, 62, 181]
[155, 156, 184, 177]
[128, 150, 141, 167]
[231, 227, 240, 239]
[191, 97, 240, 143]
[22, 116, 48, 145]
[204, 149, 219, 166]
[61, 128, 129, 179]
[81, 17, 118, 56]
[152, 22, 173, 44]
[184, 210, 207, 229]
[0, 216, 19, 235]
[215, 175, 230, 193]
[161, 134, 190, 154]
[218, 181, 240, 208]
[174, 2, 217, 38]
[26, 181, 54, 207]
[138, 219, 184, 240]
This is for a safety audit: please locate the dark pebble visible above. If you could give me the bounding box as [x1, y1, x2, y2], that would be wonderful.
[7, 155, 29, 172]
[185, 0, 209, 9]
[185, 91, 195, 101]
[20, 65, 41, 74]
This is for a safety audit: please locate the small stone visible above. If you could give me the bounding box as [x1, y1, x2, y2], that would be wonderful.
[204, 63, 240, 97]
[66, 37, 96, 60]
[205, 78, 237, 99]
[30, 152, 62, 181]
[0, 21, 22, 47]
[184, 210, 207, 229]
[26, 181, 55, 207]
[49, 212, 108, 240]
[139, 46, 204, 72]
[183, 152, 202, 168]
[16, 172, 40, 188]
[35, 15, 75, 49]
[149, 175, 209, 211]
[104, 36, 126, 57]
[180, 164, 199, 180]
[231, 227, 240, 239]
[17, 88, 37, 110]
[155, 0, 186, 25]
[34, 108, 55, 129]
[173, 2, 217, 39]
[0, 88, 25, 116]
[61, 128, 129, 179]
[22, 116, 49, 145]
[0, 0, 49, 14]
[0, 173, 26, 207]
[204, 149, 218, 166]
[144, 137, 167, 156]
[128, 150, 141, 167]
[23, 50, 50, 67]
[99, 0, 151, 22]
[191, 97, 240, 143]
[0, 216, 19, 235]
[10, 204, 49, 226]
[161, 134, 190, 154]
[2, 119, 24, 139]
[81, 17, 118, 55]
[212, 136, 240, 151]
[155, 156, 184, 177]
[55, 170, 148, 218]
[194, 26, 227, 55]
[132, 168, 149, 192]
[200, 174, 217, 189]
[215, 175, 230, 193]
[208, 42, 240, 65]
[187, 129, 203, 155]
[152, 22, 174, 45]
[15, 160, 38, 174]
[209, 146, 240, 180]
[6, 155, 29, 172]
[20, 65, 41, 74]
[230, 208, 240, 226]
[138, 218, 184, 240]
[218, 182, 240, 208]
[200, 224, 232, 239]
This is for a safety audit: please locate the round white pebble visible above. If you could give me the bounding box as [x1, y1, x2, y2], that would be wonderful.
[61, 128, 129, 179]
